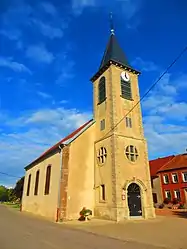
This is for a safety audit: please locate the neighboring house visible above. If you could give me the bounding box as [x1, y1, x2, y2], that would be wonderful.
[22, 24, 155, 222]
[149, 154, 187, 205]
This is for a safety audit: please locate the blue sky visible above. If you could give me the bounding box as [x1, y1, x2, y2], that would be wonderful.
[0, 0, 187, 187]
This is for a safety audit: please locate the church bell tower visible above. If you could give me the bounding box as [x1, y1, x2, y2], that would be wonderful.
[91, 16, 155, 221]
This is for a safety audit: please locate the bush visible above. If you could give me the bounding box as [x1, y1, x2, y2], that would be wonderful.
[178, 203, 185, 209]
[172, 198, 180, 205]
[79, 207, 92, 221]
[163, 198, 171, 204]
[159, 203, 164, 209]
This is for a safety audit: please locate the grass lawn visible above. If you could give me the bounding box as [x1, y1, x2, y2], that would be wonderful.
[2, 202, 20, 209]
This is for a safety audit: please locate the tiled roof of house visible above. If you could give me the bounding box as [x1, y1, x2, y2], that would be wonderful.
[158, 154, 187, 173]
[25, 119, 94, 170]
[149, 155, 175, 177]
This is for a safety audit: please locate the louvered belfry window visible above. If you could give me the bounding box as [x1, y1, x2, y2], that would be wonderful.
[121, 77, 132, 100]
[98, 76, 106, 104]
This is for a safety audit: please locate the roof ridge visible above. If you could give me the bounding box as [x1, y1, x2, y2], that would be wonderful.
[150, 155, 174, 162]
[25, 119, 94, 170]
[157, 155, 176, 173]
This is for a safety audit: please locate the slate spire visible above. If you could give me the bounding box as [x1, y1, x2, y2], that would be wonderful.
[99, 13, 129, 70]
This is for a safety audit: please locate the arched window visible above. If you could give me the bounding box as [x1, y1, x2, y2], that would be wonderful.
[98, 76, 106, 104]
[121, 77, 132, 100]
[34, 170, 40, 196]
[44, 165, 51, 195]
[26, 174, 31, 196]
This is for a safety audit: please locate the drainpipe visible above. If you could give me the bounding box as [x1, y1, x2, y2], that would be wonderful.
[56, 144, 64, 222]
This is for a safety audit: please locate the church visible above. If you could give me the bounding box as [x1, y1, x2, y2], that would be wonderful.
[21, 23, 155, 222]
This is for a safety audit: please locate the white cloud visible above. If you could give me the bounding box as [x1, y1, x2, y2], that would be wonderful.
[0, 57, 31, 74]
[60, 100, 69, 104]
[37, 91, 52, 99]
[155, 102, 187, 121]
[0, 107, 92, 185]
[142, 72, 187, 159]
[132, 57, 158, 72]
[72, 0, 96, 15]
[31, 19, 63, 39]
[40, 2, 57, 16]
[0, 29, 21, 40]
[26, 44, 54, 64]
[24, 108, 91, 128]
[144, 121, 187, 159]
[0, 29, 23, 50]
[172, 74, 187, 90]
[56, 60, 75, 85]
[117, 0, 141, 20]
[71, 0, 141, 29]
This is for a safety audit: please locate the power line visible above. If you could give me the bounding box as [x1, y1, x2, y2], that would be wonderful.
[0, 171, 22, 179]
[101, 45, 187, 140]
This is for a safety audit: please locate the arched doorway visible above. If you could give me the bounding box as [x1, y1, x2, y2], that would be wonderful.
[127, 183, 142, 217]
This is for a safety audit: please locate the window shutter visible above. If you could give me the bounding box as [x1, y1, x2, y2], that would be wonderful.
[121, 78, 132, 100]
[98, 77, 106, 104]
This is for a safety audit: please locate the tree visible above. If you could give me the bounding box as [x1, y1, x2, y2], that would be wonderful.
[13, 177, 24, 201]
[7, 188, 16, 202]
[0, 185, 9, 202]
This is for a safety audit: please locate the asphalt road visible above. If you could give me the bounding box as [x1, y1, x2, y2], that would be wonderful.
[0, 205, 166, 249]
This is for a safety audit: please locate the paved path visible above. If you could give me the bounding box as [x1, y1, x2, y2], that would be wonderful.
[0, 205, 165, 249]
[64, 214, 187, 249]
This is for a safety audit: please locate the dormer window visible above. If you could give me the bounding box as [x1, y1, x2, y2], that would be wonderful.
[98, 76, 106, 104]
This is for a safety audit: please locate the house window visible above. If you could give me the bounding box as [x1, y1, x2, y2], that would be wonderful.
[121, 77, 132, 100]
[165, 190, 171, 200]
[98, 76, 106, 104]
[44, 165, 51, 195]
[182, 172, 187, 182]
[125, 145, 138, 162]
[163, 174, 169, 184]
[100, 119, 105, 131]
[172, 173, 178, 183]
[174, 190, 181, 200]
[26, 174, 31, 196]
[97, 147, 107, 165]
[100, 184, 106, 201]
[125, 117, 132, 128]
[34, 170, 40, 196]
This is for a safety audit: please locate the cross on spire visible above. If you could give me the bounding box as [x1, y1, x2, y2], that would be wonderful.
[110, 12, 115, 35]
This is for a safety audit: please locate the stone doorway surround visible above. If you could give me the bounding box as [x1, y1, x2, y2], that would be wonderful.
[122, 178, 149, 220]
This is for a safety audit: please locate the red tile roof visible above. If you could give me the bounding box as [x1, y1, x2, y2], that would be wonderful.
[25, 119, 93, 169]
[149, 155, 175, 177]
[158, 154, 187, 172]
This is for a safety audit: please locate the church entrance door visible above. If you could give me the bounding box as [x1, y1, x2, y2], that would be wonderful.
[127, 183, 142, 217]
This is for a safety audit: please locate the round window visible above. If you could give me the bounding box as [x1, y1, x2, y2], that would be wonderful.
[125, 145, 138, 162]
[97, 147, 107, 165]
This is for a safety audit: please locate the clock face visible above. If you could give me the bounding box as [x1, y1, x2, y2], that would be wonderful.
[121, 71, 130, 82]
